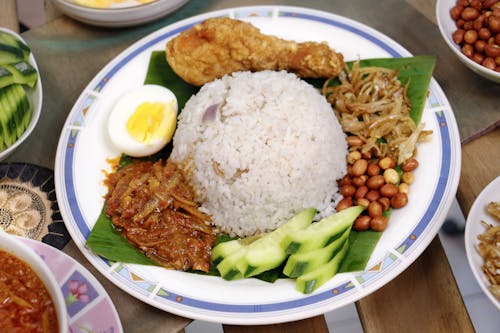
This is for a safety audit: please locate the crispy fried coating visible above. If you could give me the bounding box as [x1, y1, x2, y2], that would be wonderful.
[166, 17, 344, 86]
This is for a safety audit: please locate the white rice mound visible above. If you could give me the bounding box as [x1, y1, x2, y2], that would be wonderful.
[170, 70, 347, 237]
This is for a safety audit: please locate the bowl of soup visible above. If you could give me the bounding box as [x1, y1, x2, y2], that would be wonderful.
[0, 231, 68, 332]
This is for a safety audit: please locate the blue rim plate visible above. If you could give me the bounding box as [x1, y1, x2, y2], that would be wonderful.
[54, 6, 461, 324]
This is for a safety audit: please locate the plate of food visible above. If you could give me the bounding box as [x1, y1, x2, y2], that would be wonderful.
[51, 0, 190, 27]
[54, 6, 461, 324]
[465, 176, 500, 310]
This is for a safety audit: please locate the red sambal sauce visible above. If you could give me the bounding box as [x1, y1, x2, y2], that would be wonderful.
[105, 159, 216, 272]
[0, 249, 59, 333]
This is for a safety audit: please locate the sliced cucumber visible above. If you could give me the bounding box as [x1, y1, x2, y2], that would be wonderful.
[0, 66, 14, 88]
[216, 208, 317, 280]
[0, 61, 38, 89]
[5, 84, 27, 138]
[283, 226, 351, 278]
[0, 44, 25, 65]
[211, 234, 262, 265]
[0, 88, 17, 147]
[295, 238, 350, 294]
[0, 84, 30, 149]
[238, 208, 316, 277]
[281, 206, 364, 254]
[0, 31, 30, 60]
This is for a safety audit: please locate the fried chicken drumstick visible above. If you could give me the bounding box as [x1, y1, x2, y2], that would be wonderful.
[166, 17, 344, 86]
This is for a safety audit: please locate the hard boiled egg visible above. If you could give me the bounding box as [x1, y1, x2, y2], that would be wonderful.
[107, 84, 178, 157]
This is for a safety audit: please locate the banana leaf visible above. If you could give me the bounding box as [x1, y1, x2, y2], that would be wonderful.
[86, 52, 435, 275]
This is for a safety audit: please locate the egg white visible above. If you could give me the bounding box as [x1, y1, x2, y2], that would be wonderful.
[107, 84, 178, 157]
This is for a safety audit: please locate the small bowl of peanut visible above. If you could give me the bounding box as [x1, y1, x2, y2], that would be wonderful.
[436, 0, 500, 83]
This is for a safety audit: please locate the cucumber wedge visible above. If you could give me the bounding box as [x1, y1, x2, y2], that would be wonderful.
[283, 226, 351, 278]
[0, 44, 25, 65]
[216, 208, 317, 280]
[0, 84, 30, 149]
[296, 238, 350, 294]
[281, 206, 364, 254]
[0, 31, 30, 60]
[211, 234, 262, 265]
[0, 61, 38, 89]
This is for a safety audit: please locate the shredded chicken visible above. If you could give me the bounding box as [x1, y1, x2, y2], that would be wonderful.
[322, 61, 432, 164]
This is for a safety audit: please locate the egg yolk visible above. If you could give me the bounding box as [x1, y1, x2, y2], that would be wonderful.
[126, 101, 175, 144]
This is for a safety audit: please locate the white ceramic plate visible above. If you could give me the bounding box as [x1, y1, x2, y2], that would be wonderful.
[465, 176, 500, 310]
[54, 6, 462, 325]
[0, 28, 43, 160]
[436, 0, 500, 83]
[51, 0, 190, 27]
[20, 237, 123, 332]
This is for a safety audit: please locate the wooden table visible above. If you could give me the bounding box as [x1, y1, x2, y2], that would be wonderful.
[1, 0, 499, 332]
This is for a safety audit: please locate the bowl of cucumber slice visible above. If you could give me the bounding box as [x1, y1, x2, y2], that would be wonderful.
[0, 28, 42, 160]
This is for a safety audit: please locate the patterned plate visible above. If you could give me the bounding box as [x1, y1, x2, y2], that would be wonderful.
[54, 6, 461, 325]
[0, 162, 70, 249]
[20, 237, 123, 332]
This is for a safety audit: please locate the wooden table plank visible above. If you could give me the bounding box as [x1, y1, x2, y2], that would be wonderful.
[223, 315, 328, 333]
[356, 237, 473, 332]
[457, 128, 500, 215]
[0, 0, 19, 32]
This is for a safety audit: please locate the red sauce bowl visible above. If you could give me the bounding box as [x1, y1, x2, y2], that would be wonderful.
[0, 231, 68, 333]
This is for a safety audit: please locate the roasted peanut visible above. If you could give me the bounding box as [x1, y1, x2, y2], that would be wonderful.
[367, 175, 385, 190]
[336, 197, 353, 211]
[450, 5, 464, 20]
[365, 190, 381, 202]
[340, 184, 356, 197]
[338, 175, 351, 186]
[464, 29, 478, 44]
[347, 150, 362, 164]
[378, 197, 391, 212]
[380, 183, 398, 198]
[357, 198, 370, 208]
[475, 39, 487, 52]
[401, 172, 414, 184]
[353, 215, 371, 231]
[352, 159, 368, 176]
[383, 168, 399, 184]
[478, 27, 491, 40]
[346, 135, 364, 147]
[483, 56, 497, 69]
[462, 7, 480, 21]
[368, 201, 383, 218]
[355, 185, 369, 199]
[472, 52, 485, 64]
[402, 158, 419, 172]
[367, 163, 381, 177]
[485, 44, 500, 57]
[352, 175, 367, 187]
[399, 182, 410, 195]
[391, 192, 408, 209]
[453, 29, 465, 44]
[378, 157, 395, 170]
[488, 15, 500, 33]
[370, 216, 388, 231]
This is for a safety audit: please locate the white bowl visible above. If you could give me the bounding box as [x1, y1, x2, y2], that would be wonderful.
[464, 176, 500, 310]
[0, 28, 43, 160]
[436, 0, 500, 83]
[51, 0, 190, 27]
[0, 231, 68, 332]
